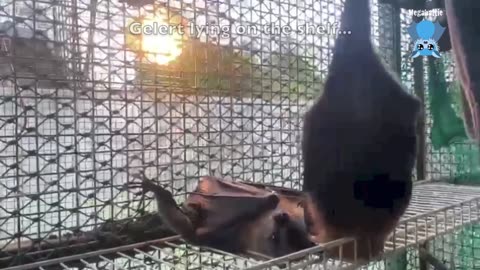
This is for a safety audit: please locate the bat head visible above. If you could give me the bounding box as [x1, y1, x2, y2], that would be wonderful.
[244, 207, 314, 257]
[236, 187, 314, 257]
[302, 193, 397, 262]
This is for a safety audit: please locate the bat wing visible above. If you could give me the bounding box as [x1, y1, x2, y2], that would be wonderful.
[194, 176, 273, 196]
[186, 177, 280, 236]
[432, 21, 446, 41]
[407, 22, 420, 41]
[237, 181, 307, 222]
[238, 181, 305, 197]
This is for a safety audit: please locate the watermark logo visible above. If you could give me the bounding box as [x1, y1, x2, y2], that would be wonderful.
[407, 19, 446, 59]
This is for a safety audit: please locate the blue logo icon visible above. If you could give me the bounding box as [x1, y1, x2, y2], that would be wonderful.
[407, 19, 446, 59]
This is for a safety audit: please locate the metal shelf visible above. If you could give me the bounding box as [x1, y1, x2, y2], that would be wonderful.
[5, 181, 480, 270]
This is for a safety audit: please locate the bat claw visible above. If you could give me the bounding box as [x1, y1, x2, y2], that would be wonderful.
[126, 181, 146, 197]
[127, 175, 175, 199]
[127, 183, 143, 189]
[127, 178, 144, 188]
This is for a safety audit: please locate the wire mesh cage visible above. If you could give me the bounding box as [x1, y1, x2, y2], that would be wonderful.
[1, 0, 479, 269]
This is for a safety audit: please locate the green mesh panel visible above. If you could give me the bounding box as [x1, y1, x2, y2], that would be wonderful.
[422, 39, 480, 270]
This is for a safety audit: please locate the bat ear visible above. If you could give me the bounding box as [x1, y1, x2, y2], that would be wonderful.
[196, 176, 222, 194]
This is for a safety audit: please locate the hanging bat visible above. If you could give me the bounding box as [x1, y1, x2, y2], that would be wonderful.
[129, 176, 315, 258]
[301, 0, 421, 262]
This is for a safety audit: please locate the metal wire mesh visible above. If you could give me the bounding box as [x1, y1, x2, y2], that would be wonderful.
[1, 0, 474, 269]
[4, 181, 480, 270]
[421, 46, 480, 181]
[0, 0, 397, 256]
[404, 224, 480, 270]
[423, 52, 461, 180]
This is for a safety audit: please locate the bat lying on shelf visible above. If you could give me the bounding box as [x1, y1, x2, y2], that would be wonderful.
[129, 176, 315, 259]
[2, 175, 376, 269]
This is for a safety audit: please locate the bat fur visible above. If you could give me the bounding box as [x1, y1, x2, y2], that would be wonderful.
[301, 0, 421, 262]
[129, 176, 315, 258]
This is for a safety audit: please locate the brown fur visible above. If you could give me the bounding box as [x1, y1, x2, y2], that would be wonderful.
[301, 0, 420, 261]
[130, 176, 314, 257]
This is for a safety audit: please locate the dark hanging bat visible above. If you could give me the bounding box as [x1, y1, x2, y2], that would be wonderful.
[301, 0, 421, 262]
[444, 0, 480, 144]
[129, 176, 315, 258]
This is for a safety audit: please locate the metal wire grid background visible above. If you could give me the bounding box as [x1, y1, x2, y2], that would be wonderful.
[397, 8, 479, 186]
[398, 11, 480, 270]
[422, 52, 469, 181]
[2, 0, 470, 270]
[405, 224, 480, 270]
[418, 13, 480, 182]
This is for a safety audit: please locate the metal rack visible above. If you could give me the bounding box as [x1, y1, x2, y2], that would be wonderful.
[0, 0, 478, 269]
[4, 181, 480, 270]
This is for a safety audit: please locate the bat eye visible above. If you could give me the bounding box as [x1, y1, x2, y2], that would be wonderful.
[428, 44, 434, 50]
[417, 44, 424, 50]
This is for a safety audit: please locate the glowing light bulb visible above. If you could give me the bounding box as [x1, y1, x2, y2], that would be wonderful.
[137, 12, 185, 65]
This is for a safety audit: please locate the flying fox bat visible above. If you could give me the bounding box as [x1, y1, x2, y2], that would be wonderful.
[129, 176, 315, 258]
[301, 0, 420, 262]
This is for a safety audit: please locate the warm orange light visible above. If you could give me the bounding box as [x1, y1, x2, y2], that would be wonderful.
[131, 10, 186, 65]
